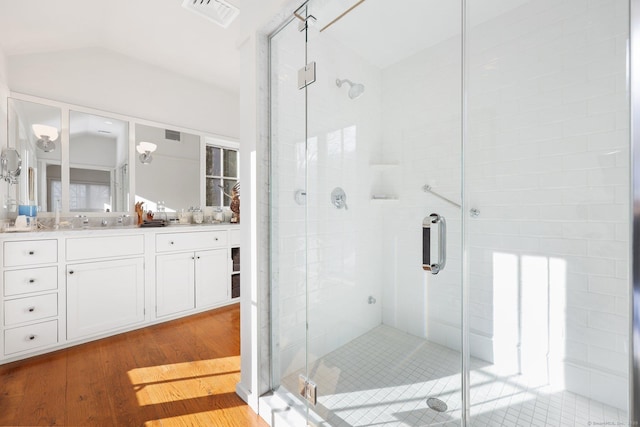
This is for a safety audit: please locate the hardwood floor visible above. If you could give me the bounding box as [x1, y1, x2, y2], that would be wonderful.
[0, 304, 269, 427]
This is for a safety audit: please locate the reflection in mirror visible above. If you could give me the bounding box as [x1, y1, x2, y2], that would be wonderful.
[135, 124, 200, 212]
[8, 98, 62, 212]
[205, 144, 238, 207]
[0, 148, 22, 184]
[69, 111, 129, 212]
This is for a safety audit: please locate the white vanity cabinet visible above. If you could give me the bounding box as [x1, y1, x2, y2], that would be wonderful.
[65, 235, 145, 341]
[0, 224, 238, 364]
[155, 231, 229, 317]
[2, 239, 60, 357]
[66, 258, 144, 340]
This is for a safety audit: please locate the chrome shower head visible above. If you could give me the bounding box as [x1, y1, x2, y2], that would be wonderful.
[336, 78, 365, 99]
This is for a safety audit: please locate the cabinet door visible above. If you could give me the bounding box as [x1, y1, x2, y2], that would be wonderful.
[156, 252, 195, 317]
[67, 258, 144, 340]
[195, 249, 228, 308]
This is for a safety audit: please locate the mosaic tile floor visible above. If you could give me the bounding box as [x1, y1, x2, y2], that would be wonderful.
[282, 325, 628, 426]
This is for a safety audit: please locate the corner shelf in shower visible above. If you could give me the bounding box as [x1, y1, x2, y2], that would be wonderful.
[370, 163, 399, 202]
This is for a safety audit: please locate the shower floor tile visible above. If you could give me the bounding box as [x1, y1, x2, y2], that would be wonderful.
[281, 325, 628, 427]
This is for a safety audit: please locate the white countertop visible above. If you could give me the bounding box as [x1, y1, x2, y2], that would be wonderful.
[0, 222, 240, 240]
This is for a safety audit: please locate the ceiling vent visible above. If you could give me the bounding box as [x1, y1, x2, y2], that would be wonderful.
[181, 0, 240, 29]
[165, 129, 181, 142]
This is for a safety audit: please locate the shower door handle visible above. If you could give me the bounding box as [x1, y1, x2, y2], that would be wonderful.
[424, 213, 446, 275]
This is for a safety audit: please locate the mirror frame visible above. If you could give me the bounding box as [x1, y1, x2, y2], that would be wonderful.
[7, 92, 239, 217]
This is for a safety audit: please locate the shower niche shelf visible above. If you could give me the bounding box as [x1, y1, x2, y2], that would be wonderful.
[370, 163, 399, 201]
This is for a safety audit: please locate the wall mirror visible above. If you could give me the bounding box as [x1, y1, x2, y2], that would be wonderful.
[6, 94, 231, 217]
[134, 123, 201, 212]
[7, 98, 62, 212]
[68, 111, 129, 212]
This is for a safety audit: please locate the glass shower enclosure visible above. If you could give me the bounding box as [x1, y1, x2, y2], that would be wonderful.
[269, 1, 632, 426]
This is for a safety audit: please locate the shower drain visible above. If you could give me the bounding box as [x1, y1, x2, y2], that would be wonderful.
[426, 397, 448, 413]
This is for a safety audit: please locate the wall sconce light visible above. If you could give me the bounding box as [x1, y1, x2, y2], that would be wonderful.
[32, 124, 59, 152]
[137, 141, 157, 164]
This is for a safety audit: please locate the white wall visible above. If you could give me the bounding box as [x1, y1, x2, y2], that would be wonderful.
[7, 47, 239, 138]
[381, 34, 463, 345]
[466, 0, 628, 410]
[70, 134, 117, 169]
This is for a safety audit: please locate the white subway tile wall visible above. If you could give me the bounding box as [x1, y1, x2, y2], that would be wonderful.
[464, 0, 628, 410]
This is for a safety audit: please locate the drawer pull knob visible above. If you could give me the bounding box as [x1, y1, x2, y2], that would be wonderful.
[215, 237, 219, 241]
[197, 256, 201, 259]
[28, 335, 36, 341]
[170, 241, 175, 245]
[69, 270, 74, 275]
[27, 307, 35, 313]
[29, 279, 35, 283]
[28, 251, 35, 255]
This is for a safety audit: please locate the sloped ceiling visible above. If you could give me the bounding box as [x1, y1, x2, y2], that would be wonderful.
[0, 0, 529, 93]
[0, 0, 291, 93]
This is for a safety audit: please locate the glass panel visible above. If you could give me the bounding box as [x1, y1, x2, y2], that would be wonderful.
[206, 146, 221, 176]
[69, 111, 129, 213]
[206, 177, 221, 207]
[303, 0, 463, 425]
[269, 9, 310, 423]
[223, 149, 238, 178]
[8, 98, 62, 213]
[466, 1, 630, 425]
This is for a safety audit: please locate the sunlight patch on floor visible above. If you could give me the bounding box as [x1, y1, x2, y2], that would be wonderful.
[142, 407, 249, 427]
[128, 356, 241, 406]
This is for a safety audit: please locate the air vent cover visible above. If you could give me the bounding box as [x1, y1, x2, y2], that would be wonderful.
[181, 0, 240, 29]
[165, 129, 181, 141]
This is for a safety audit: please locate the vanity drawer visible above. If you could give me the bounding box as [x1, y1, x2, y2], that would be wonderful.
[66, 235, 144, 261]
[156, 231, 227, 252]
[4, 320, 58, 355]
[4, 293, 58, 326]
[4, 266, 58, 297]
[3, 240, 58, 267]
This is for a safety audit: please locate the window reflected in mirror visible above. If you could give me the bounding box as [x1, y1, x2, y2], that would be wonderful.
[206, 145, 238, 207]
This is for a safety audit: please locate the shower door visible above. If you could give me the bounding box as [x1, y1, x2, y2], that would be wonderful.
[270, 0, 466, 425]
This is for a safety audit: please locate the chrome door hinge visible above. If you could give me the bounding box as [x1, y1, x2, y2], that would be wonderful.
[298, 62, 316, 90]
[298, 374, 317, 405]
[293, 4, 316, 32]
